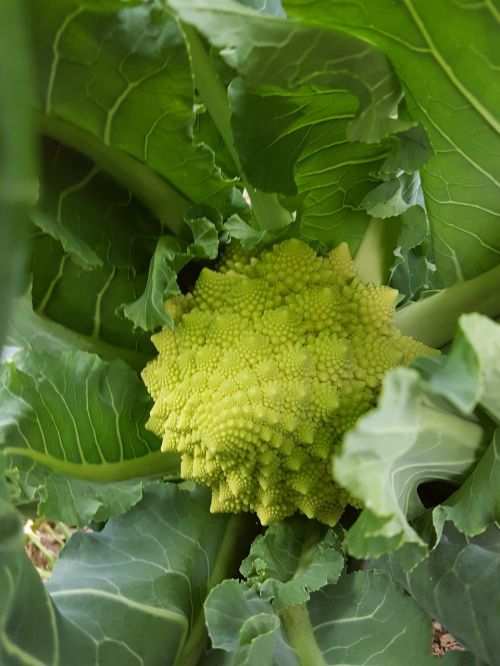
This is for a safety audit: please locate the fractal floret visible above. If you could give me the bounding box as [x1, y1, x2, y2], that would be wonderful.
[142, 239, 431, 525]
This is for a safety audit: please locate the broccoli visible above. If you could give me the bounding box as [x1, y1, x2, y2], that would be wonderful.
[142, 239, 433, 525]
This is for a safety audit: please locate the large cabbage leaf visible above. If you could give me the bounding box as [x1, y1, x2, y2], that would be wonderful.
[0, 483, 249, 666]
[284, 0, 500, 284]
[334, 314, 500, 563]
[205, 518, 467, 665]
[0, 350, 179, 525]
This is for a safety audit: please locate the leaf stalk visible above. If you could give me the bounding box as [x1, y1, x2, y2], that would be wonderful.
[395, 262, 500, 348]
[175, 512, 258, 666]
[37, 114, 190, 236]
[181, 23, 291, 232]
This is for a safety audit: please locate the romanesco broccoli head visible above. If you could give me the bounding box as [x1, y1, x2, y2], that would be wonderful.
[142, 239, 432, 525]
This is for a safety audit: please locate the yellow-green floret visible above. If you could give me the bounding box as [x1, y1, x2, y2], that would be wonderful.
[142, 239, 432, 525]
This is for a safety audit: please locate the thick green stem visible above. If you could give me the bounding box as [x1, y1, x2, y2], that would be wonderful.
[395, 262, 500, 348]
[291, 521, 325, 581]
[420, 404, 483, 452]
[175, 513, 257, 666]
[3, 447, 180, 482]
[182, 23, 291, 232]
[282, 604, 326, 666]
[354, 217, 400, 286]
[182, 25, 237, 169]
[38, 113, 190, 236]
[279, 521, 327, 665]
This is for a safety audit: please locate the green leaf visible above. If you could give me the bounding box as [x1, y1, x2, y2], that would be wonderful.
[30, 211, 102, 271]
[0, 349, 173, 479]
[353, 203, 438, 301]
[335, 314, 500, 561]
[381, 125, 434, 177]
[426, 314, 500, 421]
[185, 213, 222, 259]
[12, 468, 157, 527]
[29, 230, 154, 361]
[224, 213, 292, 249]
[0, 350, 179, 523]
[377, 523, 500, 665]
[240, 518, 344, 612]
[7, 286, 151, 371]
[206, 514, 468, 664]
[180, 20, 293, 235]
[228, 79, 387, 250]
[0, 462, 23, 555]
[33, 135, 161, 271]
[62, 0, 144, 11]
[389, 204, 440, 301]
[284, 0, 500, 284]
[1, 484, 248, 665]
[294, 571, 444, 665]
[437, 430, 500, 538]
[0, 1, 36, 351]
[170, 0, 408, 140]
[360, 173, 422, 220]
[0, 504, 67, 666]
[236, 0, 286, 16]
[120, 215, 220, 331]
[171, 0, 427, 251]
[28, 139, 163, 363]
[333, 367, 484, 561]
[30, 0, 234, 225]
[205, 579, 298, 664]
[421, 316, 500, 536]
[120, 236, 191, 331]
[206, 570, 457, 665]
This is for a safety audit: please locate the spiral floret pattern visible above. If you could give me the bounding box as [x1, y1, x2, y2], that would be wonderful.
[143, 239, 432, 525]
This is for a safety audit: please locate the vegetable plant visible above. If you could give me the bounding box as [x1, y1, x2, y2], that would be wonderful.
[1, 1, 499, 665]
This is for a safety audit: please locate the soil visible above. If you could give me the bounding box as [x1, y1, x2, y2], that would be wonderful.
[23, 519, 74, 579]
[432, 620, 464, 657]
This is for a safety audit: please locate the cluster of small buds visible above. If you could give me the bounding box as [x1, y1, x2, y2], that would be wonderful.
[143, 239, 432, 525]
